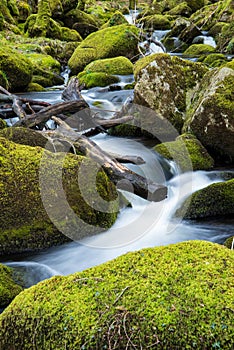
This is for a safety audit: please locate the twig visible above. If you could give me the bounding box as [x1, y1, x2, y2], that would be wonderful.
[113, 286, 130, 306]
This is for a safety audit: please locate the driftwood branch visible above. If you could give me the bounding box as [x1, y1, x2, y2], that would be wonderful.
[51, 116, 167, 202]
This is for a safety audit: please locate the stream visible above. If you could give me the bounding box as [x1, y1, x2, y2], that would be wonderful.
[2, 26, 234, 288]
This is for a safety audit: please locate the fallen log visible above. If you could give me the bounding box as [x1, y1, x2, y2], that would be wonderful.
[14, 100, 89, 128]
[51, 116, 167, 202]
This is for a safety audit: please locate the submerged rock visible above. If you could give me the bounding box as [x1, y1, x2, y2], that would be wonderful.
[183, 67, 234, 164]
[0, 240, 233, 349]
[0, 264, 22, 310]
[0, 137, 118, 256]
[176, 178, 234, 219]
[154, 133, 214, 172]
[68, 24, 139, 74]
[134, 53, 208, 135]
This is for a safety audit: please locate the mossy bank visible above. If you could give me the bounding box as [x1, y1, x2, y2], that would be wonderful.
[0, 137, 118, 256]
[0, 241, 233, 349]
[0, 264, 22, 309]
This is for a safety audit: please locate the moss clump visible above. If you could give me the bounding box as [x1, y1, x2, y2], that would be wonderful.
[68, 24, 139, 74]
[134, 53, 208, 134]
[63, 8, 98, 29]
[0, 127, 51, 149]
[25, 53, 61, 74]
[183, 67, 234, 164]
[27, 82, 45, 91]
[223, 59, 234, 70]
[167, 2, 192, 17]
[0, 137, 118, 256]
[176, 179, 234, 219]
[101, 11, 128, 29]
[83, 56, 133, 75]
[0, 240, 234, 349]
[0, 119, 7, 130]
[78, 71, 120, 88]
[0, 264, 22, 309]
[137, 14, 171, 30]
[0, 45, 32, 92]
[154, 133, 214, 172]
[201, 53, 227, 68]
[184, 44, 216, 56]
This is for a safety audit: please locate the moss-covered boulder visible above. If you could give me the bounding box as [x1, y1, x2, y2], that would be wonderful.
[183, 44, 216, 56]
[190, 0, 233, 31]
[17, 0, 32, 22]
[201, 53, 228, 68]
[0, 119, 7, 130]
[63, 8, 98, 29]
[68, 24, 139, 74]
[1, 240, 234, 349]
[25, 53, 61, 74]
[183, 67, 234, 164]
[134, 53, 208, 134]
[83, 56, 133, 76]
[137, 14, 172, 30]
[0, 0, 16, 27]
[217, 20, 234, 53]
[176, 179, 234, 219]
[78, 71, 120, 89]
[0, 127, 51, 149]
[101, 11, 128, 29]
[154, 133, 214, 172]
[0, 137, 118, 256]
[0, 264, 22, 310]
[0, 45, 32, 92]
[166, 2, 192, 17]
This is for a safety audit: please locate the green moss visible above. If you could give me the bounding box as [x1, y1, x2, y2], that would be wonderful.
[201, 53, 227, 68]
[101, 11, 129, 29]
[184, 44, 216, 56]
[0, 119, 7, 130]
[0, 137, 118, 255]
[64, 8, 98, 29]
[167, 2, 192, 17]
[176, 179, 234, 219]
[84, 56, 133, 75]
[78, 71, 120, 88]
[17, 0, 32, 22]
[0, 69, 8, 89]
[0, 45, 32, 92]
[0, 264, 22, 309]
[68, 24, 139, 74]
[25, 53, 61, 74]
[27, 82, 45, 91]
[0, 127, 50, 148]
[223, 59, 234, 70]
[137, 14, 172, 30]
[0, 241, 234, 349]
[154, 133, 214, 172]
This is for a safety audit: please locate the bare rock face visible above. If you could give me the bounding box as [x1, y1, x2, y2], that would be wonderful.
[183, 67, 234, 164]
[133, 53, 208, 135]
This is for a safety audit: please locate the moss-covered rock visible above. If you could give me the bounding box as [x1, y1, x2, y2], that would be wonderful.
[0, 240, 234, 349]
[63, 8, 98, 29]
[137, 14, 172, 30]
[223, 59, 234, 70]
[190, 0, 233, 31]
[26, 82, 45, 91]
[217, 20, 234, 53]
[0, 137, 118, 256]
[0, 69, 8, 89]
[25, 53, 61, 74]
[0, 119, 7, 130]
[176, 179, 234, 219]
[68, 24, 139, 74]
[183, 44, 216, 56]
[0, 264, 22, 309]
[223, 236, 234, 249]
[17, 0, 32, 22]
[201, 53, 228, 68]
[0, 127, 51, 148]
[101, 10, 128, 29]
[166, 2, 192, 17]
[78, 71, 120, 89]
[134, 53, 208, 134]
[183, 67, 234, 164]
[154, 133, 214, 172]
[83, 56, 133, 76]
[0, 45, 32, 92]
